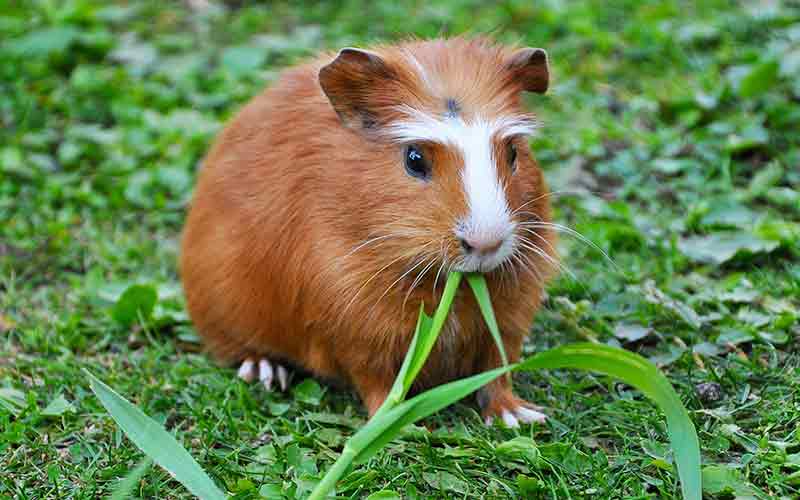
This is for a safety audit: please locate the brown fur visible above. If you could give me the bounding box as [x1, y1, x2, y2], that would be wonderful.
[180, 37, 556, 419]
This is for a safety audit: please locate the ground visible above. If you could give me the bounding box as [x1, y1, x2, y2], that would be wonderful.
[1, 0, 799, 498]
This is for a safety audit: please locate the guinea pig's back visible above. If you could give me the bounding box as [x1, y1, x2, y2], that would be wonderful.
[180, 61, 339, 364]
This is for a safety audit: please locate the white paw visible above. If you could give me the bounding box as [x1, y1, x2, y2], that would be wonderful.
[237, 358, 290, 391]
[484, 405, 547, 428]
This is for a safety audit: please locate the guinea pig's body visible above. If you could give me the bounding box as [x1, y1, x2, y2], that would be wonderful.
[180, 37, 556, 425]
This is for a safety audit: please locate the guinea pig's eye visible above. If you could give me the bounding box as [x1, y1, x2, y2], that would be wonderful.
[507, 142, 518, 173]
[404, 145, 431, 180]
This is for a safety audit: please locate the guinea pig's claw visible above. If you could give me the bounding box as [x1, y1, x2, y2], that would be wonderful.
[237, 358, 290, 392]
[484, 405, 547, 428]
[258, 359, 274, 390]
[277, 365, 289, 391]
[237, 358, 257, 382]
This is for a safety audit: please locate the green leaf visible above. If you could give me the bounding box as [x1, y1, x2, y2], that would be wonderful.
[717, 328, 755, 346]
[221, 45, 266, 75]
[110, 457, 152, 500]
[495, 436, 540, 464]
[0, 387, 27, 416]
[652, 158, 696, 175]
[5, 27, 79, 57]
[765, 187, 800, 209]
[699, 199, 757, 229]
[466, 273, 509, 369]
[349, 367, 507, 465]
[702, 465, 765, 499]
[259, 484, 283, 497]
[293, 379, 325, 405]
[422, 471, 469, 494]
[85, 370, 226, 500]
[678, 232, 779, 265]
[109, 35, 158, 74]
[738, 60, 780, 98]
[725, 123, 768, 153]
[747, 161, 784, 198]
[404, 272, 462, 393]
[313, 276, 701, 500]
[517, 344, 702, 500]
[342, 344, 701, 498]
[640, 281, 702, 330]
[267, 401, 290, 416]
[111, 284, 157, 326]
[41, 394, 76, 416]
[380, 303, 431, 413]
[613, 323, 652, 343]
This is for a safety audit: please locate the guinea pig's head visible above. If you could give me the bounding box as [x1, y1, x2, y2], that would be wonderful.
[319, 38, 553, 280]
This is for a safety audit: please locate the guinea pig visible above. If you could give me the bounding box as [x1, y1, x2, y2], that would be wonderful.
[180, 37, 557, 427]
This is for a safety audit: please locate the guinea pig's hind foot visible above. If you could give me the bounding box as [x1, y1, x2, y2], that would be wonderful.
[237, 357, 290, 391]
[482, 394, 547, 428]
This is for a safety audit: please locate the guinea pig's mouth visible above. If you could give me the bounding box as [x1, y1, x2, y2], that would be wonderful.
[451, 235, 516, 273]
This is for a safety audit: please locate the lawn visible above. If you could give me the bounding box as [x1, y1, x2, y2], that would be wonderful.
[1, 0, 799, 498]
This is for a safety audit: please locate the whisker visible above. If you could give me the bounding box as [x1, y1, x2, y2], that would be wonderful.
[342, 248, 426, 316]
[511, 189, 595, 217]
[515, 229, 562, 270]
[511, 249, 544, 284]
[516, 237, 576, 282]
[432, 254, 448, 298]
[402, 257, 438, 312]
[366, 243, 437, 319]
[515, 235, 559, 268]
[517, 221, 619, 271]
[345, 234, 397, 257]
[517, 229, 564, 280]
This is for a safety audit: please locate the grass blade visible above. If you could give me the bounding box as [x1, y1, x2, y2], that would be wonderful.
[310, 273, 461, 499]
[313, 273, 700, 500]
[517, 343, 701, 500]
[465, 273, 509, 368]
[349, 366, 508, 464]
[374, 304, 432, 418]
[404, 271, 462, 390]
[316, 344, 701, 499]
[86, 370, 226, 500]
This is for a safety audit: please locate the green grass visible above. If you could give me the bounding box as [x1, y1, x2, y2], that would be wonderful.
[84, 272, 701, 500]
[2, 0, 799, 498]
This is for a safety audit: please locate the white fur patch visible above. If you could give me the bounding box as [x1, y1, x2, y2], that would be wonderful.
[386, 107, 537, 272]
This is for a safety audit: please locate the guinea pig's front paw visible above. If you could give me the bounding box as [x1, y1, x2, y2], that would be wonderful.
[237, 357, 290, 391]
[482, 394, 547, 428]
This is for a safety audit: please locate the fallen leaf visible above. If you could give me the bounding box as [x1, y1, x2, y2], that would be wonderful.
[613, 323, 652, 343]
[42, 394, 76, 417]
[678, 233, 779, 265]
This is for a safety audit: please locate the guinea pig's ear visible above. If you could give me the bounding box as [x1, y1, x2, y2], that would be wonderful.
[319, 47, 396, 131]
[505, 47, 550, 94]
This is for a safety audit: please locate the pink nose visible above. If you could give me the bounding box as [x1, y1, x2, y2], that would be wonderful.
[459, 236, 503, 256]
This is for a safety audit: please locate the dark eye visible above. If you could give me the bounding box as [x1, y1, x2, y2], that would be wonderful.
[507, 142, 518, 172]
[404, 145, 431, 180]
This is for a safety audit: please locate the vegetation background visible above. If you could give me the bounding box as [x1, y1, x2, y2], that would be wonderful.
[1, 0, 799, 497]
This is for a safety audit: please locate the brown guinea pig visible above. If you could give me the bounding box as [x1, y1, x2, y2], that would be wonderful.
[180, 37, 557, 427]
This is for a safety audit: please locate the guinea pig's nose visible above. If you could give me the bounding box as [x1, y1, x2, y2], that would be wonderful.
[459, 236, 503, 256]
